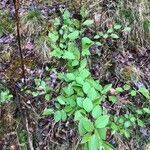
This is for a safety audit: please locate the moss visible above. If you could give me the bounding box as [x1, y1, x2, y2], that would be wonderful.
[4, 57, 36, 81]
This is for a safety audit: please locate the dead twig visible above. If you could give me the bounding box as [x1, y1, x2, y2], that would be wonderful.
[13, 0, 26, 84]
[25, 115, 34, 150]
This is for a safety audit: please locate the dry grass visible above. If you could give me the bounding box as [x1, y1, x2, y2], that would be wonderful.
[25, 0, 149, 63]
[0, 10, 15, 36]
[86, 0, 150, 48]
[21, 9, 44, 37]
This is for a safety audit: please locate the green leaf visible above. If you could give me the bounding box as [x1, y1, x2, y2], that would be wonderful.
[76, 76, 84, 84]
[51, 48, 63, 58]
[110, 33, 119, 39]
[111, 123, 119, 131]
[95, 115, 109, 128]
[61, 110, 67, 121]
[42, 108, 54, 116]
[138, 86, 150, 99]
[48, 32, 59, 43]
[81, 133, 92, 144]
[68, 30, 79, 40]
[54, 111, 62, 122]
[57, 96, 66, 105]
[94, 35, 100, 39]
[63, 84, 74, 96]
[79, 69, 90, 79]
[103, 141, 114, 150]
[82, 37, 94, 56]
[137, 119, 144, 127]
[136, 109, 143, 114]
[68, 27, 74, 32]
[63, 10, 70, 17]
[83, 82, 91, 94]
[66, 73, 76, 81]
[123, 130, 130, 138]
[59, 43, 65, 49]
[143, 108, 150, 113]
[96, 42, 102, 46]
[82, 48, 90, 56]
[118, 118, 124, 124]
[83, 98, 93, 112]
[63, 51, 75, 59]
[116, 87, 124, 93]
[54, 18, 60, 26]
[88, 80, 102, 92]
[72, 19, 80, 28]
[107, 28, 114, 33]
[59, 29, 63, 35]
[64, 105, 72, 113]
[32, 92, 39, 97]
[82, 37, 93, 45]
[92, 105, 102, 119]
[87, 87, 97, 101]
[123, 27, 131, 32]
[108, 96, 118, 103]
[77, 97, 84, 107]
[45, 94, 51, 101]
[123, 84, 131, 91]
[102, 84, 112, 94]
[130, 117, 136, 122]
[130, 90, 137, 96]
[82, 118, 94, 132]
[72, 60, 79, 66]
[97, 128, 106, 140]
[83, 19, 94, 26]
[124, 121, 131, 128]
[80, 59, 87, 69]
[114, 24, 122, 30]
[74, 86, 84, 97]
[63, 33, 68, 39]
[88, 134, 100, 150]
[68, 98, 76, 107]
[74, 110, 83, 121]
[78, 120, 87, 136]
[80, 6, 88, 18]
[103, 34, 108, 39]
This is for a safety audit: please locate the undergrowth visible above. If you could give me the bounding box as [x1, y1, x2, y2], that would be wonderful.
[24, 9, 150, 149]
[0, 1, 150, 149]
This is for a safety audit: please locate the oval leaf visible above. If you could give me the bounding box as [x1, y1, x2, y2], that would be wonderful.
[83, 82, 91, 94]
[68, 30, 79, 40]
[54, 111, 61, 122]
[95, 115, 109, 128]
[88, 134, 100, 150]
[92, 105, 102, 119]
[83, 98, 93, 112]
[83, 19, 94, 26]
[82, 118, 94, 132]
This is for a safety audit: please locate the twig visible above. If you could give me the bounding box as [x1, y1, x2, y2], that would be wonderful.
[13, 0, 26, 84]
[25, 116, 34, 150]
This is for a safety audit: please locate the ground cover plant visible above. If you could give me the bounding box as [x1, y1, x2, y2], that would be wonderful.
[0, 0, 150, 150]
[24, 8, 150, 150]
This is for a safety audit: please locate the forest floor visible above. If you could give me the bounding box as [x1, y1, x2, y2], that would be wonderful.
[0, 0, 150, 150]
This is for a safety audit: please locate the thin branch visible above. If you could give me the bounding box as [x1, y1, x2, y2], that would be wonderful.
[13, 0, 26, 84]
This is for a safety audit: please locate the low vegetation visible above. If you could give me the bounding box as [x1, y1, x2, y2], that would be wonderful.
[0, 0, 149, 149]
